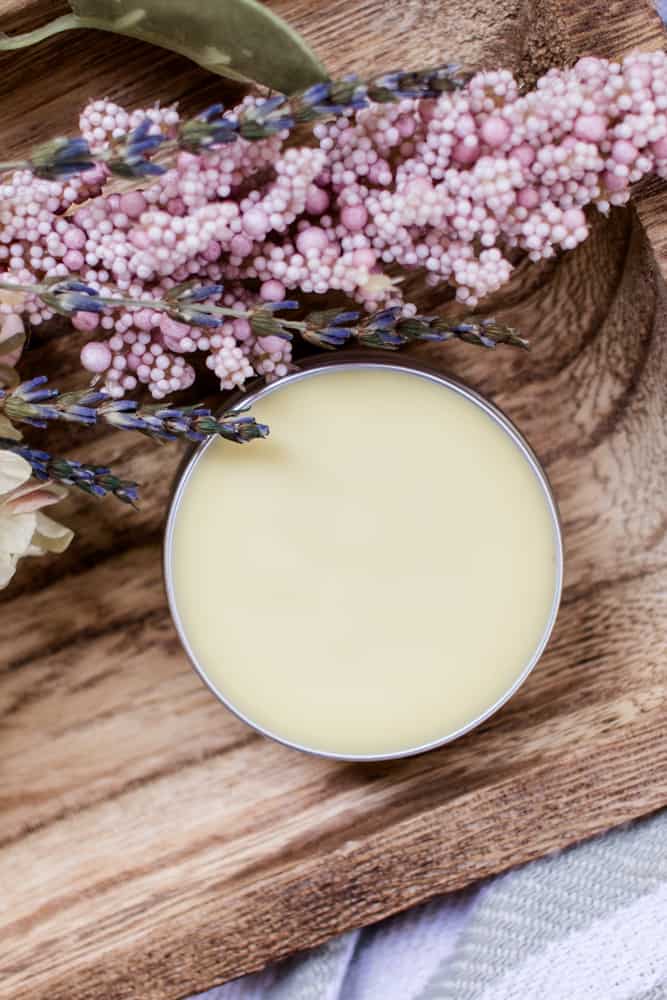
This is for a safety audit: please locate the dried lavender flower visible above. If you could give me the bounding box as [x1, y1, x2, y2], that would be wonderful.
[28, 136, 95, 180]
[367, 64, 471, 102]
[105, 119, 167, 178]
[0, 439, 139, 505]
[0, 275, 527, 359]
[178, 104, 239, 152]
[437, 318, 529, 349]
[301, 309, 360, 349]
[37, 279, 106, 316]
[0, 63, 470, 175]
[1, 377, 103, 428]
[249, 300, 302, 340]
[355, 310, 529, 350]
[238, 95, 295, 140]
[0, 376, 270, 445]
[99, 400, 269, 444]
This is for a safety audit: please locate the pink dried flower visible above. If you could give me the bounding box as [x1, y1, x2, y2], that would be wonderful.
[0, 51, 665, 399]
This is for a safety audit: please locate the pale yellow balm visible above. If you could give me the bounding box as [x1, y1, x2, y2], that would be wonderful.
[168, 365, 561, 758]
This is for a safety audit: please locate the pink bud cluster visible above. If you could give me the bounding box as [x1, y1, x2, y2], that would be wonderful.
[1, 50, 667, 399]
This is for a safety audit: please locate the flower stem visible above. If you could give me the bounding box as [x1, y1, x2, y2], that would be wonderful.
[0, 160, 30, 172]
[100, 295, 249, 321]
[0, 279, 32, 295]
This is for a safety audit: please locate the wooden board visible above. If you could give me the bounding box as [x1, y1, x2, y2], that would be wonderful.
[1, 1, 667, 997]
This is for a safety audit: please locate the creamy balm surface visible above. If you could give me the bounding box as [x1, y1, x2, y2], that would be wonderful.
[169, 366, 560, 757]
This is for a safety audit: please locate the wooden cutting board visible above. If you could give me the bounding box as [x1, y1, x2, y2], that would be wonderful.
[1, 1, 666, 997]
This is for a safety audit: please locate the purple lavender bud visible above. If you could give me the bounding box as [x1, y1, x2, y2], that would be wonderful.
[266, 300, 299, 311]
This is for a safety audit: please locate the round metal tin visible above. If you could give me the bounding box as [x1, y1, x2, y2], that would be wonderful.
[164, 358, 564, 761]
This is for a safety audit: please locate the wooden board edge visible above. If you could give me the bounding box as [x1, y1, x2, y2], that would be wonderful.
[29, 717, 667, 1000]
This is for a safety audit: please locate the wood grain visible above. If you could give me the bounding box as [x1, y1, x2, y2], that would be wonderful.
[1, 1, 667, 998]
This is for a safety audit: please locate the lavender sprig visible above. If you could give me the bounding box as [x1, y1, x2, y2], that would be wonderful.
[27, 137, 95, 180]
[0, 439, 139, 505]
[105, 119, 167, 178]
[252, 305, 528, 351]
[181, 65, 470, 149]
[0, 378, 270, 445]
[435, 317, 529, 349]
[163, 280, 229, 327]
[0, 64, 470, 179]
[1, 377, 104, 428]
[0, 275, 528, 353]
[178, 104, 239, 151]
[37, 278, 107, 317]
[298, 308, 361, 349]
[99, 400, 269, 444]
[354, 310, 529, 350]
[290, 66, 471, 123]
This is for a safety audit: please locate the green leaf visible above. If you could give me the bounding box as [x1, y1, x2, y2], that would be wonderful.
[0, 1, 328, 94]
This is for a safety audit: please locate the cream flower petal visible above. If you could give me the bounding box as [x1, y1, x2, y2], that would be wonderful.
[0, 550, 18, 588]
[5, 483, 68, 514]
[32, 512, 74, 554]
[0, 451, 32, 495]
[0, 509, 36, 555]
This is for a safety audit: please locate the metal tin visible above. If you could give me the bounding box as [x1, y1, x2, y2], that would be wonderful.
[164, 357, 564, 762]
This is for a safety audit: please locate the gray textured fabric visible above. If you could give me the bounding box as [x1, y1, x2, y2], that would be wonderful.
[193, 810, 667, 1000]
[638, 988, 667, 1000]
[417, 810, 667, 999]
[204, 934, 359, 1000]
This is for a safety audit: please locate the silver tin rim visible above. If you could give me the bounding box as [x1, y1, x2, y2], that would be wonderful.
[164, 357, 564, 762]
